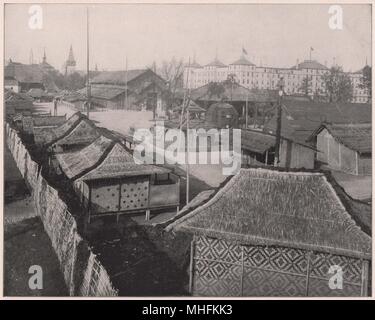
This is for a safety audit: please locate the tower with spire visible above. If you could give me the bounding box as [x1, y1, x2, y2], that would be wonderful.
[64, 45, 77, 75]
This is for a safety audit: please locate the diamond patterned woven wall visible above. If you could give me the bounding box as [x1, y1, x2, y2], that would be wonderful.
[192, 236, 366, 297]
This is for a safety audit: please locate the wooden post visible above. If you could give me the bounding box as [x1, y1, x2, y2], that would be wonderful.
[245, 95, 248, 129]
[360, 260, 369, 296]
[189, 237, 195, 294]
[145, 209, 150, 221]
[69, 230, 77, 296]
[355, 151, 359, 175]
[304, 251, 312, 296]
[240, 245, 245, 296]
[87, 184, 92, 224]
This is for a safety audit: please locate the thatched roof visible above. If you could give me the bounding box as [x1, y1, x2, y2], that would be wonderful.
[168, 168, 371, 259]
[44, 112, 100, 147]
[81, 143, 171, 182]
[56, 135, 115, 180]
[57, 135, 171, 181]
[309, 123, 371, 154]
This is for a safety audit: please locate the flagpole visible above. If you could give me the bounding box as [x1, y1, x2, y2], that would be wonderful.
[86, 7, 91, 119]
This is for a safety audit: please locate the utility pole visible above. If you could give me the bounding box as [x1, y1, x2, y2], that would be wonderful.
[86, 7, 91, 119]
[125, 56, 128, 109]
[185, 57, 191, 205]
[274, 77, 284, 166]
[245, 92, 248, 129]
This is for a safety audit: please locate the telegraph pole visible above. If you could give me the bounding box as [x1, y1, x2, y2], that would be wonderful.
[86, 7, 91, 119]
[274, 77, 284, 166]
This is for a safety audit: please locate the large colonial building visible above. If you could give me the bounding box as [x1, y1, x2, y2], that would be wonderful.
[184, 55, 370, 103]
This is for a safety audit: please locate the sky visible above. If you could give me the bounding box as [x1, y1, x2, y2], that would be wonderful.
[4, 3, 372, 72]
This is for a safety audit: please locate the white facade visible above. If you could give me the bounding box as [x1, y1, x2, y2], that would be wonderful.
[184, 57, 370, 103]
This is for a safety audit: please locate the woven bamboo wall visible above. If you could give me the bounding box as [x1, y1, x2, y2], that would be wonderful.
[191, 236, 367, 297]
[5, 123, 118, 297]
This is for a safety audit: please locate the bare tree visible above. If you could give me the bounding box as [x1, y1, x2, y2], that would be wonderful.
[159, 57, 185, 110]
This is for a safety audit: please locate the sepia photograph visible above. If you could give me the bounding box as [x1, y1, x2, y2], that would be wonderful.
[2, 1, 372, 300]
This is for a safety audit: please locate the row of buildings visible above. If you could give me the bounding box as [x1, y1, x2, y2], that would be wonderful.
[183, 55, 370, 103]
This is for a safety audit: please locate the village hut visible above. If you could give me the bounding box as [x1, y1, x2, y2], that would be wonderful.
[167, 168, 371, 297]
[241, 129, 315, 169]
[39, 112, 100, 151]
[205, 102, 239, 129]
[5, 89, 33, 118]
[308, 123, 371, 175]
[15, 114, 67, 136]
[56, 135, 180, 222]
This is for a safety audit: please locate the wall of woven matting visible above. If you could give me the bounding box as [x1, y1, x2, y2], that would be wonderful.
[5, 123, 118, 297]
[191, 235, 369, 297]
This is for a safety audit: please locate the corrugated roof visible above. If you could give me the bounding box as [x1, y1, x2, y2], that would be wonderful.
[311, 123, 371, 154]
[90, 69, 147, 85]
[241, 130, 276, 154]
[168, 168, 371, 259]
[191, 82, 278, 103]
[264, 101, 372, 144]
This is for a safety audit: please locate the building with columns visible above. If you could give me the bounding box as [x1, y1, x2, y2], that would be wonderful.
[184, 55, 370, 103]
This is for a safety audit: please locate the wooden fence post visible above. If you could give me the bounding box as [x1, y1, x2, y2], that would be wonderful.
[304, 251, 312, 296]
[361, 260, 369, 296]
[189, 237, 195, 294]
[240, 245, 245, 297]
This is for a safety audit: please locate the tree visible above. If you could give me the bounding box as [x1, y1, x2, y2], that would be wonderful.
[207, 82, 226, 100]
[358, 65, 372, 102]
[159, 57, 184, 110]
[322, 66, 353, 103]
[298, 75, 312, 97]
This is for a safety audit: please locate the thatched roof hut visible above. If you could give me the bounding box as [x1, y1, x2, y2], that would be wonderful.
[168, 167, 371, 297]
[42, 112, 100, 150]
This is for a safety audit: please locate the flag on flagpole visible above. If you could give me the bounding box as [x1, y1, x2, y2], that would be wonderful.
[310, 47, 314, 51]
[242, 47, 248, 55]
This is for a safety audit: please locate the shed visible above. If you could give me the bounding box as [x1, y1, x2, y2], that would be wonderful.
[167, 168, 371, 297]
[56, 135, 180, 221]
[205, 102, 239, 128]
[241, 129, 315, 169]
[308, 123, 371, 175]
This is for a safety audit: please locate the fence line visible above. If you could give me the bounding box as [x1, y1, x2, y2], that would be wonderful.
[5, 123, 118, 297]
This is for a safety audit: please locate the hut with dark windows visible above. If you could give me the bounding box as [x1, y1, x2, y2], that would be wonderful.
[241, 129, 315, 169]
[308, 123, 371, 175]
[167, 168, 371, 297]
[205, 102, 239, 129]
[55, 135, 180, 222]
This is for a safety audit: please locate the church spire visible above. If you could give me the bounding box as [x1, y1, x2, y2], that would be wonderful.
[67, 45, 76, 65]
